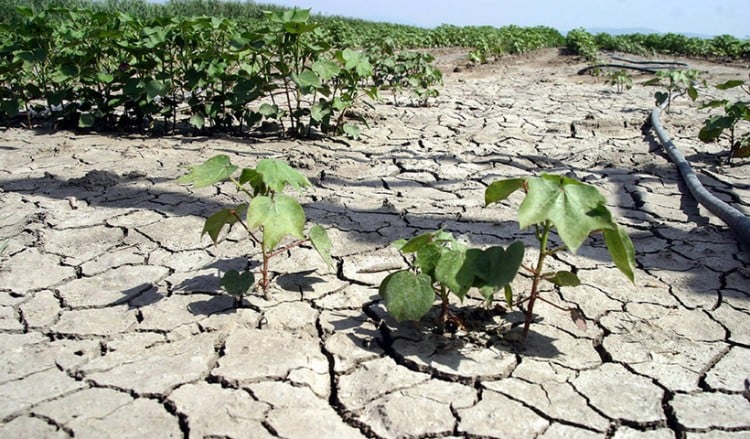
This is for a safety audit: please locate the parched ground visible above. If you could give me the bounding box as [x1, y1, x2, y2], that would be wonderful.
[0, 48, 748, 438]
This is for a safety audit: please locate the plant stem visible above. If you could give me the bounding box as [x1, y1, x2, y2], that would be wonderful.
[522, 220, 551, 341]
[261, 249, 270, 299]
[438, 285, 449, 322]
[268, 238, 309, 259]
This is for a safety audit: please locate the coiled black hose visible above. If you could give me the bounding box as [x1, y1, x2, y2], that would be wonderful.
[650, 103, 750, 247]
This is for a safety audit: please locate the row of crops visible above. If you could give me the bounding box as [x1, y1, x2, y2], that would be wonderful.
[4, 0, 749, 56]
[0, 6, 444, 137]
[1, 0, 749, 137]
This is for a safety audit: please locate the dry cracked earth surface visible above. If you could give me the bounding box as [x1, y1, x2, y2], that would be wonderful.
[0, 48, 749, 438]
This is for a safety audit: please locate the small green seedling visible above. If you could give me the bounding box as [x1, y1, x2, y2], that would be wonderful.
[379, 230, 524, 332]
[645, 69, 701, 112]
[178, 155, 333, 303]
[607, 69, 633, 94]
[485, 174, 636, 341]
[699, 78, 750, 162]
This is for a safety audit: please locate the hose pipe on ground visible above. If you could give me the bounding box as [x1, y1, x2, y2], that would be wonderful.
[650, 104, 750, 247]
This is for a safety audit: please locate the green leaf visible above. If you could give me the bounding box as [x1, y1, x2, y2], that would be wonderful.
[145, 79, 167, 102]
[471, 241, 525, 290]
[309, 224, 334, 269]
[342, 123, 360, 139]
[259, 103, 280, 118]
[202, 205, 247, 244]
[504, 284, 514, 308]
[518, 175, 616, 253]
[687, 86, 698, 102]
[97, 72, 114, 84]
[178, 155, 238, 188]
[239, 168, 266, 195]
[485, 178, 526, 205]
[221, 270, 254, 297]
[434, 249, 473, 300]
[247, 194, 305, 252]
[478, 285, 495, 305]
[391, 238, 408, 250]
[312, 59, 340, 81]
[54, 63, 78, 82]
[310, 102, 331, 123]
[715, 80, 745, 90]
[400, 232, 435, 253]
[699, 115, 734, 142]
[603, 224, 636, 283]
[338, 48, 372, 78]
[415, 242, 442, 279]
[700, 99, 729, 110]
[78, 113, 95, 128]
[256, 158, 311, 193]
[189, 114, 205, 129]
[379, 270, 435, 322]
[293, 69, 321, 93]
[547, 271, 581, 286]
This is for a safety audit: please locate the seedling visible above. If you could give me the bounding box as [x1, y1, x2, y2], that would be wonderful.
[378, 174, 635, 342]
[379, 230, 524, 332]
[485, 174, 635, 341]
[607, 69, 633, 93]
[645, 69, 701, 112]
[699, 78, 750, 162]
[178, 155, 333, 303]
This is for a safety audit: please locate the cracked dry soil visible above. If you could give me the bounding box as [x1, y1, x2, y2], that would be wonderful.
[0, 48, 749, 438]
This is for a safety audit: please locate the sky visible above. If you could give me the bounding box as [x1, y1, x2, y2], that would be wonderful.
[256, 0, 750, 38]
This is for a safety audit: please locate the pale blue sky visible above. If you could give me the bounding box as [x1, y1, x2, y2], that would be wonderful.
[257, 0, 749, 38]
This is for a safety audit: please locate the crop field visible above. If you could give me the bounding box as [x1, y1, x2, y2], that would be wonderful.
[0, 1, 749, 437]
[2, 0, 749, 138]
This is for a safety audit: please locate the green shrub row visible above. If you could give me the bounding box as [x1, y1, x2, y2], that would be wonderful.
[0, 6, 442, 136]
[568, 28, 750, 61]
[7, 0, 747, 58]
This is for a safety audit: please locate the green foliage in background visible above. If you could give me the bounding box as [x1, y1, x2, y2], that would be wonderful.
[0, 4, 442, 136]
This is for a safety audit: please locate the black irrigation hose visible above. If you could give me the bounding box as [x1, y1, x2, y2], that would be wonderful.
[578, 64, 659, 75]
[608, 54, 689, 67]
[578, 54, 689, 75]
[650, 103, 750, 247]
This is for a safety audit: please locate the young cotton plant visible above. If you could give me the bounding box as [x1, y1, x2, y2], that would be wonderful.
[178, 155, 333, 303]
[607, 69, 633, 94]
[645, 69, 701, 112]
[699, 78, 750, 162]
[378, 230, 524, 333]
[485, 174, 636, 341]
